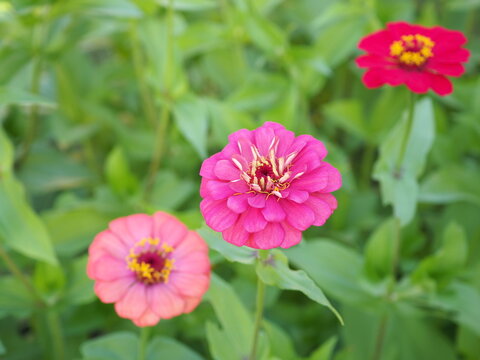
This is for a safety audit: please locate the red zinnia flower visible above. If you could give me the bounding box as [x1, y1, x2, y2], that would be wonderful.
[199, 122, 341, 250]
[356, 21, 470, 96]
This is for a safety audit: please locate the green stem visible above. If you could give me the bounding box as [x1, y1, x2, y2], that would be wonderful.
[0, 243, 44, 307]
[249, 251, 268, 360]
[144, 0, 174, 200]
[360, 144, 375, 189]
[130, 22, 157, 127]
[138, 326, 151, 360]
[396, 92, 416, 171]
[371, 314, 388, 360]
[47, 308, 65, 360]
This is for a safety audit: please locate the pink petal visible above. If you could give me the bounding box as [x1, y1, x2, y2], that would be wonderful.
[356, 54, 394, 68]
[148, 284, 185, 319]
[88, 255, 130, 281]
[108, 217, 136, 247]
[227, 194, 251, 213]
[125, 214, 154, 241]
[242, 208, 267, 232]
[261, 197, 286, 222]
[170, 272, 210, 297]
[133, 308, 161, 327]
[313, 193, 338, 210]
[175, 251, 211, 274]
[287, 189, 309, 203]
[252, 222, 284, 249]
[89, 230, 129, 261]
[320, 163, 342, 192]
[305, 195, 334, 226]
[214, 159, 241, 181]
[427, 73, 453, 96]
[274, 128, 295, 157]
[94, 277, 135, 303]
[174, 231, 208, 259]
[114, 282, 148, 319]
[427, 61, 465, 77]
[292, 168, 329, 192]
[183, 296, 202, 313]
[280, 222, 302, 248]
[229, 179, 250, 193]
[358, 28, 393, 56]
[204, 179, 235, 200]
[152, 212, 188, 248]
[200, 153, 222, 179]
[200, 199, 238, 232]
[222, 221, 251, 246]
[282, 200, 315, 231]
[248, 194, 267, 208]
[254, 125, 276, 156]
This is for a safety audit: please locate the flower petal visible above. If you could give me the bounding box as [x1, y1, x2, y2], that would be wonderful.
[200, 199, 238, 232]
[94, 277, 135, 303]
[152, 212, 188, 248]
[261, 197, 286, 222]
[133, 308, 161, 327]
[280, 222, 302, 248]
[248, 194, 267, 208]
[242, 208, 267, 232]
[281, 200, 315, 231]
[214, 159, 241, 181]
[114, 282, 148, 320]
[252, 222, 284, 249]
[148, 284, 185, 319]
[222, 220, 251, 247]
[227, 193, 251, 213]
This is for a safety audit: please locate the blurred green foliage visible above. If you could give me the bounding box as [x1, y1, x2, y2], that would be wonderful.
[0, 0, 480, 359]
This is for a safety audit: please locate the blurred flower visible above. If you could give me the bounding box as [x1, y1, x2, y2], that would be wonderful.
[356, 21, 470, 96]
[200, 122, 341, 249]
[87, 212, 210, 327]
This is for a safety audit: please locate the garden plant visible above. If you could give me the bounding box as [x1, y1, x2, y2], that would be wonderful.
[0, 0, 479, 360]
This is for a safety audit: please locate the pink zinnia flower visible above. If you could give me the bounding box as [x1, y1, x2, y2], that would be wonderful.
[356, 21, 470, 95]
[200, 122, 341, 249]
[87, 212, 210, 327]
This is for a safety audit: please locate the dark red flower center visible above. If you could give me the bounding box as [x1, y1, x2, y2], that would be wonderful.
[390, 34, 435, 68]
[126, 238, 175, 284]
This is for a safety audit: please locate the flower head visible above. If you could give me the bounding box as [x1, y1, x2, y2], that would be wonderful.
[200, 122, 341, 249]
[87, 212, 210, 327]
[356, 22, 470, 96]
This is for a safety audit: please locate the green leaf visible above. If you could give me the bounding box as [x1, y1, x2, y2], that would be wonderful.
[373, 98, 435, 226]
[0, 339, 5, 355]
[0, 87, 55, 108]
[157, 0, 217, 11]
[263, 321, 297, 360]
[256, 250, 343, 324]
[81, 332, 138, 360]
[151, 171, 196, 211]
[241, 11, 287, 56]
[0, 276, 36, 318]
[64, 255, 95, 306]
[0, 130, 58, 265]
[42, 205, 111, 257]
[412, 222, 468, 282]
[287, 239, 374, 305]
[419, 164, 480, 206]
[173, 94, 209, 159]
[308, 336, 337, 360]
[364, 218, 398, 281]
[105, 146, 139, 197]
[205, 274, 254, 359]
[323, 99, 369, 141]
[197, 225, 256, 264]
[33, 262, 66, 305]
[427, 282, 480, 337]
[146, 336, 204, 360]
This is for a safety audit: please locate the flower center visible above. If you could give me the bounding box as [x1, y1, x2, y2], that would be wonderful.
[389, 34, 435, 67]
[126, 238, 174, 284]
[233, 138, 304, 198]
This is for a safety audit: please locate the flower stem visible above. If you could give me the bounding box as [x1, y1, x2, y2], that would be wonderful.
[46, 308, 65, 360]
[144, 0, 174, 200]
[249, 251, 268, 360]
[396, 92, 416, 171]
[0, 243, 44, 307]
[371, 314, 388, 360]
[138, 326, 151, 360]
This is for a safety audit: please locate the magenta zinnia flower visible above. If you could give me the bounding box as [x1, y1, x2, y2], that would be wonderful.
[356, 22, 470, 95]
[200, 122, 341, 249]
[87, 212, 210, 327]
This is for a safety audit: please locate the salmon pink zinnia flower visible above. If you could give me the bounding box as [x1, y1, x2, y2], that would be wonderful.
[200, 122, 341, 249]
[356, 21, 470, 96]
[87, 212, 210, 327]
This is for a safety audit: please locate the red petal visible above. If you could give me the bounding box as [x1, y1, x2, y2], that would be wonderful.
[358, 29, 393, 56]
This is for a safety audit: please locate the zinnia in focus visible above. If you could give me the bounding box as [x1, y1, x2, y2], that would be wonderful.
[200, 122, 341, 249]
[356, 21, 470, 96]
[87, 212, 210, 327]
